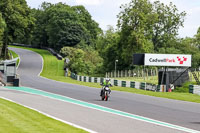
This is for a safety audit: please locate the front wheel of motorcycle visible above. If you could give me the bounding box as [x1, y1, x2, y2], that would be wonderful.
[105, 94, 108, 101]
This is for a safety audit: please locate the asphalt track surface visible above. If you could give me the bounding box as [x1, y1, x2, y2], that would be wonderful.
[8, 47, 200, 132]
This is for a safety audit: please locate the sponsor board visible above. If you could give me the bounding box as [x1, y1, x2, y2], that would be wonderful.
[145, 54, 191, 67]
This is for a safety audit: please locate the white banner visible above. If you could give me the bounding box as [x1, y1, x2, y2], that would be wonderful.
[145, 54, 191, 67]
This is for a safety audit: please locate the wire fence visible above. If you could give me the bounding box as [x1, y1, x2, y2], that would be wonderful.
[106, 68, 200, 83]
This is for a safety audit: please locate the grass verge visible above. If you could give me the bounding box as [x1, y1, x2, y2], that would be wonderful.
[115, 76, 158, 84]
[0, 98, 88, 133]
[9, 45, 200, 103]
[9, 50, 20, 66]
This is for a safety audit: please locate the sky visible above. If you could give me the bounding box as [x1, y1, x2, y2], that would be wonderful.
[26, 0, 200, 38]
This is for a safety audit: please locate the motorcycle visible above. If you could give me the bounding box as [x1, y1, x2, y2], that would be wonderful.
[101, 85, 111, 101]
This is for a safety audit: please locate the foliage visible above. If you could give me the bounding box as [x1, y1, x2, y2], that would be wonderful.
[9, 50, 20, 66]
[72, 5, 102, 48]
[151, 1, 186, 50]
[30, 7, 49, 48]
[29, 3, 101, 51]
[60, 46, 103, 76]
[0, 13, 6, 58]
[194, 27, 200, 49]
[96, 26, 121, 72]
[114, 0, 186, 69]
[174, 81, 196, 93]
[0, 0, 35, 59]
[3, 0, 200, 76]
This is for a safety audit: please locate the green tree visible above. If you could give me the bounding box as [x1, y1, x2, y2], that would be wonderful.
[30, 2, 101, 51]
[0, 0, 35, 58]
[163, 37, 200, 68]
[180, 37, 200, 68]
[152, 1, 186, 50]
[194, 27, 200, 49]
[96, 26, 120, 72]
[0, 13, 6, 58]
[117, 0, 155, 67]
[60, 46, 103, 75]
[56, 23, 86, 49]
[72, 5, 102, 48]
[30, 3, 51, 48]
[45, 3, 79, 49]
[116, 0, 186, 68]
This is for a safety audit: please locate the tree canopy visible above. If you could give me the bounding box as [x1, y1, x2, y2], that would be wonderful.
[0, 13, 6, 58]
[30, 2, 101, 51]
[0, 0, 200, 75]
[0, 0, 34, 59]
[115, 0, 186, 69]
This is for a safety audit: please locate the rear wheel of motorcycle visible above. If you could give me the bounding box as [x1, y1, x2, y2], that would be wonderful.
[101, 97, 104, 101]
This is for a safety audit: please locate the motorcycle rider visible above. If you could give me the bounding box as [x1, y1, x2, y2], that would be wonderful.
[100, 78, 112, 96]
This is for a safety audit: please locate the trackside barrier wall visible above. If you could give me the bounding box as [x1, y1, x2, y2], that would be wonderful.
[70, 73, 162, 92]
[189, 85, 200, 95]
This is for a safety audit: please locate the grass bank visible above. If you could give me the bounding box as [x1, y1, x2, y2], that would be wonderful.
[9, 45, 200, 103]
[9, 50, 20, 66]
[0, 98, 88, 133]
[115, 76, 158, 84]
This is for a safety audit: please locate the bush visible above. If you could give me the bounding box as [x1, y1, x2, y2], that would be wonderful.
[60, 46, 103, 76]
[174, 81, 196, 93]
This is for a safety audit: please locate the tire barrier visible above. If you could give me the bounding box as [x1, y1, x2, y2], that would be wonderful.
[114, 80, 118, 86]
[94, 77, 97, 83]
[189, 85, 200, 95]
[89, 77, 91, 82]
[130, 81, 135, 88]
[140, 82, 146, 90]
[189, 85, 193, 93]
[71, 73, 77, 80]
[70, 72, 162, 92]
[122, 81, 126, 87]
[79, 76, 82, 81]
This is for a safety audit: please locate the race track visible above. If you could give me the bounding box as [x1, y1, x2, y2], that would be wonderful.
[6, 47, 200, 132]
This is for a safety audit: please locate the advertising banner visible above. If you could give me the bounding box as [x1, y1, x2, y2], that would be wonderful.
[144, 54, 191, 67]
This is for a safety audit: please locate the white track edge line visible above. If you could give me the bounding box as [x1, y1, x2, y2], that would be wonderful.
[0, 96, 97, 133]
[38, 52, 44, 76]
[7, 86, 200, 133]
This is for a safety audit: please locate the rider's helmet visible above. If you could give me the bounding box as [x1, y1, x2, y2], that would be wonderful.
[105, 78, 110, 82]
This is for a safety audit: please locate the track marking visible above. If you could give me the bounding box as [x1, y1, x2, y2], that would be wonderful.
[0, 96, 97, 133]
[37, 52, 43, 76]
[5, 86, 200, 133]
